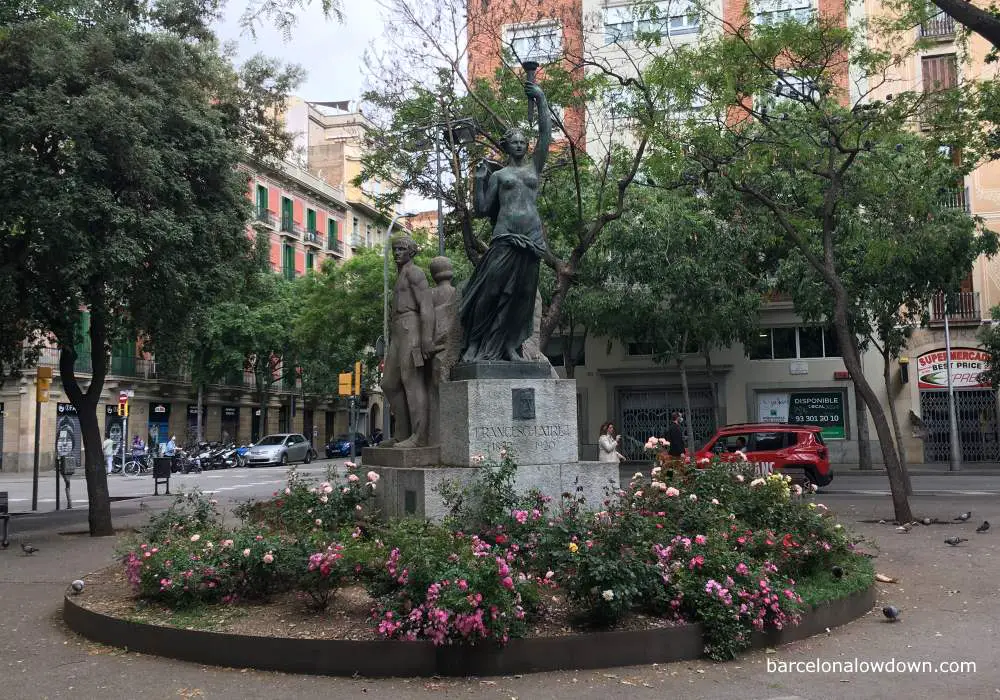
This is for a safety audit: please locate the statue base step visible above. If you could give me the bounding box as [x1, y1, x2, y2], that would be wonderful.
[362, 445, 440, 469]
[450, 361, 552, 381]
[370, 461, 619, 521]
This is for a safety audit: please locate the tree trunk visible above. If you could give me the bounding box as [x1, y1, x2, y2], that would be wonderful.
[678, 353, 696, 457]
[855, 393, 872, 470]
[58, 309, 113, 536]
[563, 318, 577, 380]
[540, 267, 573, 350]
[832, 309, 912, 523]
[883, 351, 913, 496]
[196, 383, 204, 444]
[704, 348, 721, 430]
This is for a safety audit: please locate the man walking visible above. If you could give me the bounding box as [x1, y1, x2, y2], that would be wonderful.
[667, 411, 685, 459]
[102, 435, 115, 474]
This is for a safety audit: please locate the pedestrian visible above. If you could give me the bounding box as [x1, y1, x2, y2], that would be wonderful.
[667, 412, 685, 458]
[131, 435, 145, 458]
[102, 435, 115, 474]
[598, 421, 626, 463]
[165, 435, 177, 457]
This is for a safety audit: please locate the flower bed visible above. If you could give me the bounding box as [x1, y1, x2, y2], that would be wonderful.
[107, 452, 872, 663]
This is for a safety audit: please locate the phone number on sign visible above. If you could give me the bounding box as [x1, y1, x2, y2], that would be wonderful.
[792, 415, 839, 423]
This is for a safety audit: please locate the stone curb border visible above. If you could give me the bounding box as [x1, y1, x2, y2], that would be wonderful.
[63, 585, 875, 677]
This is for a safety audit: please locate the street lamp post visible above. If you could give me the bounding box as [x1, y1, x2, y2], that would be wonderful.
[382, 211, 416, 442]
[943, 292, 962, 471]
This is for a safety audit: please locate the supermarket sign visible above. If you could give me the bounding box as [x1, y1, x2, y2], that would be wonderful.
[917, 348, 991, 389]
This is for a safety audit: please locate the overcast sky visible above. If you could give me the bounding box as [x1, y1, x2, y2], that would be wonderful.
[214, 2, 387, 104]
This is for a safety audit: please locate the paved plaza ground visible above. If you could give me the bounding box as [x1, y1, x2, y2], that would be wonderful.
[0, 480, 998, 699]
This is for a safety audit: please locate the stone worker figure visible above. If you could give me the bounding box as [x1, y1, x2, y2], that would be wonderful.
[460, 80, 552, 362]
[428, 256, 461, 445]
[380, 235, 434, 448]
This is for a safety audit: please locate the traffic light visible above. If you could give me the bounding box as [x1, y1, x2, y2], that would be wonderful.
[36, 366, 52, 403]
[338, 372, 353, 396]
[118, 390, 129, 416]
[353, 361, 362, 395]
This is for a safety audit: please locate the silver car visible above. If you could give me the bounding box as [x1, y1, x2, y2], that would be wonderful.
[247, 433, 316, 467]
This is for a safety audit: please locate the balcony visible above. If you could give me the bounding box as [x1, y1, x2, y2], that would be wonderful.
[351, 234, 364, 248]
[328, 238, 344, 256]
[279, 217, 302, 239]
[255, 209, 277, 228]
[941, 185, 970, 213]
[303, 229, 322, 248]
[930, 291, 981, 326]
[920, 14, 955, 39]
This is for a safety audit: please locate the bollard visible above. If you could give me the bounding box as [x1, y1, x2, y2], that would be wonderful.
[0, 491, 9, 549]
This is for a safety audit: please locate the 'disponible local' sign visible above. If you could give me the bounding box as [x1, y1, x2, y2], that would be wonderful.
[917, 347, 991, 389]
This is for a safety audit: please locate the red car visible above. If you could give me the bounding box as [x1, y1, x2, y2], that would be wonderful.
[694, 423, 833, 487]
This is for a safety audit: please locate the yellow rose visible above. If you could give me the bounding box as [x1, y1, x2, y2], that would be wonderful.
[568, 542, 579, 553]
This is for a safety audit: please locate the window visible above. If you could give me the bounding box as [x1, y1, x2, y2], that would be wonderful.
[352, 217, 359, 236]
[798, 326, 824, 358]
[753, 0, 812, 25]
[748, 326, 841, 359]
[255, 185, 268, 216]
[626, 342, 655, 356]
[772, 327, 797, 359]
[506, 21, 562, 62]
[366, 223, 373, 246]
[604, 1, 698, 44]
[751, 432, 786, 451]
[306, 208, 317, 233]
[280, 197, 293, 232]
[922, 53, 958, 92]
[306, 251, 315, 271]
[282, 244, 295, 280]
[759, 72, 820, 113]
[327, 219, 339, 249]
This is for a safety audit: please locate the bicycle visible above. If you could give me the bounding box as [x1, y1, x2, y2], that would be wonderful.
[123, 454, 153, 476]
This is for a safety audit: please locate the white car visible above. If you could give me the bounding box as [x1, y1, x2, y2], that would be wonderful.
[247, 433, 316, 467]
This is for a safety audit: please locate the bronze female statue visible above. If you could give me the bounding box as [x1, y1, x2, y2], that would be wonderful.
[460, 81, 551, 362]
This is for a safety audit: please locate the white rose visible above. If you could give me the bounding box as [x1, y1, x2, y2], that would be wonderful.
[601, 589, 615, 601]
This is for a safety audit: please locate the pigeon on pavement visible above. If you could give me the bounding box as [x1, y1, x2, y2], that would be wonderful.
[944, 536, 969, 546]
[954, 511, 972, 522]
[921, 517, 933, 525]
[832, 565, 844, 579]
[21, 543, 38, 555]
[976, 521, 990, 533]
[882, 605, 900, 622]
[896, 524, 911, 533]
[70, 580, 85, 594]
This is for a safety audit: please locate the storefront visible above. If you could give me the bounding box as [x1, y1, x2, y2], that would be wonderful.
[916, 347, 999, 462]
[221, 406, 239, 443]
[148, 402, 171, 452]
[104, 405, 125, 458]
[56, 402, 83, 469]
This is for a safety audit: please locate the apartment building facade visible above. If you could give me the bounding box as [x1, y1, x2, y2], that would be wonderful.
[0, 159, 357, 474]
[467, 0, 999, 464]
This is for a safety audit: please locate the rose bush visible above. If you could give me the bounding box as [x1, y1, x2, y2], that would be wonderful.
[120, 452, 868, 660]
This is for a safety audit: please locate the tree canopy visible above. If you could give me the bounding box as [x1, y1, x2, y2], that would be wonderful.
[0, 0, 300, 534]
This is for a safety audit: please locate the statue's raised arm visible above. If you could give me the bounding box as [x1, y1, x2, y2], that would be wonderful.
[526, 82, 550, 175]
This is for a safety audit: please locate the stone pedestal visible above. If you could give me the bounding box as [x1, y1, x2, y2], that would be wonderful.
[362, 445, 439, 469]
[440, 376, 578, 467]
[369, 364, 619, 521]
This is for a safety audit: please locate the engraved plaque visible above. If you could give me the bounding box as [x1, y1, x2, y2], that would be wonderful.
[512, 388, 535, 420]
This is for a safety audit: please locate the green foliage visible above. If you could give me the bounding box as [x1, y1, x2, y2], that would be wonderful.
[235, 464, 378, 537]
[438, 451, 522, 533]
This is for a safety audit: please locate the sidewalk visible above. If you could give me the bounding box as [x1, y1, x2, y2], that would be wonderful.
[836, 464, 1000, 475]
[0, 492, 996, 699]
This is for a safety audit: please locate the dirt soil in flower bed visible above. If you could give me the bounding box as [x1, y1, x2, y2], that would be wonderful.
[75, 565, 681, 641]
